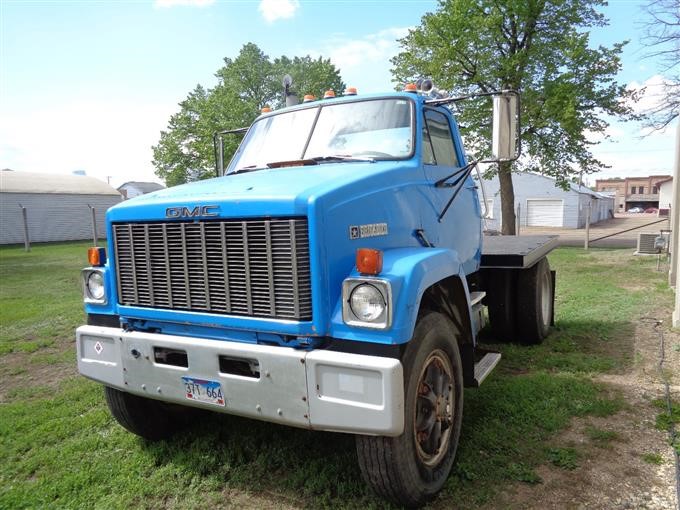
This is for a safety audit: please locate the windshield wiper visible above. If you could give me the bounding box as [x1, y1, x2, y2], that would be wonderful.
[230, 165, 263, 175]
[310, 155, 376, 163]
[229, 154, 374, 176]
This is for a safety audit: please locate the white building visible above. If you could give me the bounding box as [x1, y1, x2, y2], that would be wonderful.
[477, 172, 615, 230]
[118, 181, 165, 199]
[0, 170, 122, 245]
[656, 177, 672, 217]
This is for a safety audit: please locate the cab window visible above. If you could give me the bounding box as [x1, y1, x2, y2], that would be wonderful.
[424, 109, 459, 167]
[422, 116, 436, 165]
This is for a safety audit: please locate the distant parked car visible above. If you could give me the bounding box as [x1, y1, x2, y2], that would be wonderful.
[627, 207, 644, 213]
[644, 207, 658, 214]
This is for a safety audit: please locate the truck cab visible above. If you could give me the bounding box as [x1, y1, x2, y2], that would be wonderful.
[77, 85, 553, 507]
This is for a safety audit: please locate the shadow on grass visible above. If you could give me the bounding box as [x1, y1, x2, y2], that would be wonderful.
[480, 319, 636, 376]
[141, 364, 625, 508]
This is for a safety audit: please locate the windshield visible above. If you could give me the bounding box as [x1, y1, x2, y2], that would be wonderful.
[226, 98, 414, 173]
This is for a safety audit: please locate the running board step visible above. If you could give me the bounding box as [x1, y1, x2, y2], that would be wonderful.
[473, 352, 501, 387]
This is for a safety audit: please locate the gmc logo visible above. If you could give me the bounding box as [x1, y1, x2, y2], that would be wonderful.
[165, 205, 219, 218]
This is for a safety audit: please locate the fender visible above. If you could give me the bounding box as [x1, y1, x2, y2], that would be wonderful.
[328, 247, 475, 345]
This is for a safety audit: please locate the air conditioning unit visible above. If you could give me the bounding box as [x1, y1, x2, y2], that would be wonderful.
[636, 232, 670, 255]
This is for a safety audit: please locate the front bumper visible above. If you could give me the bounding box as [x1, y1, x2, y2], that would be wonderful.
[76, 325, 404, 436]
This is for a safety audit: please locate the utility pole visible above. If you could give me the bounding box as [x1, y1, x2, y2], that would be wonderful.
[671, 120, 680, 326]
[584, 201, 591, 250]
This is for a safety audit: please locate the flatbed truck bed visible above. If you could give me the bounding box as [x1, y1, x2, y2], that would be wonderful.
[480, 235, 559, 269]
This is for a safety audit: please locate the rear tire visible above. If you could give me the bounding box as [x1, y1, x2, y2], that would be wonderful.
[356, 312, 464, 507]
[104, 386, 191, 441]
[516, 258, 553, 344]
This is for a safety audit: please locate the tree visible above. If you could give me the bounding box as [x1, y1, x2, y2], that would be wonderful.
[152, 43, 344, 186]
[392, 0, 636, 234]
[642, 0, 680, 128]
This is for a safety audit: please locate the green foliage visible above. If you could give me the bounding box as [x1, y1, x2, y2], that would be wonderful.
[152, 43, 344, 186]
[547, 447, 580, 470]
[585, 426, 620, 447]
[653, 398, 680, 431]
[391, 0, 637, 224]
[641, 452, 664, 465]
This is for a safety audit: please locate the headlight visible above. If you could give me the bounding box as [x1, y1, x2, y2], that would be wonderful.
[350, 284, 385, 321]
[82, 269, 107, 304]
[342, 278, 392, 329]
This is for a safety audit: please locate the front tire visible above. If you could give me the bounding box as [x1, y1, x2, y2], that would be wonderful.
[104, 386, 191, 441]
[356, 312, 464, 507]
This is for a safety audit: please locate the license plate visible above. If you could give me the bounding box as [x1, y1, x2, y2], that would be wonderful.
[181, 376, 225, 407]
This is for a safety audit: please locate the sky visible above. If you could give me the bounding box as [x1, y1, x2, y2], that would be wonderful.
[0, 0, 677, 189]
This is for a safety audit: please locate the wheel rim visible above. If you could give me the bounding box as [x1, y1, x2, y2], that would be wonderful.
[413, 349, 454, 467]
[540, 272, 551, 327]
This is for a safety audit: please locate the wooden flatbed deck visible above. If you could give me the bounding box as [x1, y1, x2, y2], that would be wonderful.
[480, 235, 559, 269]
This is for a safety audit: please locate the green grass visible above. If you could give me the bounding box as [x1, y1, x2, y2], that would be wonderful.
[585, 426, 621, 448]
[0, 241, 90, 354]
[641, 453, 664, 465]
[0, 243, 673, 508]
[653, 398, 680, 432]
[547, 447, 580, 470]
[485, 249, 674, 376]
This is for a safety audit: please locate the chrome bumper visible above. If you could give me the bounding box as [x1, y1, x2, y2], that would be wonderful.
[76, 325, 404, 436]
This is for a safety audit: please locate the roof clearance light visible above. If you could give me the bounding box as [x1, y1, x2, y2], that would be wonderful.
[261, 106, 272, 113]
[404, 83, 418, 93]
[303, 94, 317, 103]
[344, 87, 358, 96]
[356, 248, 383, 276]
[88, 247, 106, 267]
[323, 90, 336, 99]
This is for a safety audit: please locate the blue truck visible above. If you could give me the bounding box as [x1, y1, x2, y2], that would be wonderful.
[76, 82, 556, 507]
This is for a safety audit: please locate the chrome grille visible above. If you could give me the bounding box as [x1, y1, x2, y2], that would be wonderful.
[113, 218, 312, 320]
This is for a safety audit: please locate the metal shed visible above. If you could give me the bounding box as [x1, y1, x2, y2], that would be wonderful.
[117, 181, 165, 200]
[0, 171, 122, 245]
[477, 172, 615, 230]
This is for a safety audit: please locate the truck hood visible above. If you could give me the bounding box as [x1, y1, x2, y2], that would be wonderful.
[107, 161, 407, 222]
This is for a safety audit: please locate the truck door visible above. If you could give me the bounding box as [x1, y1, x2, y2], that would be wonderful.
[421, 108, 481, 273]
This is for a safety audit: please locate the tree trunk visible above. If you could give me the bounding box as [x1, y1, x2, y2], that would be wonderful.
[498, 161, 516, 235]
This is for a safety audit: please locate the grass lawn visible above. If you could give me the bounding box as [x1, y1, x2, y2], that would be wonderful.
[0, 242, 674, 509]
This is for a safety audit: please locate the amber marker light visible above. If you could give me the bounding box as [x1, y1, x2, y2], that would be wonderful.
[303, 94, 317, 102]
[261, 106, 272, 113]
[404, 83, 418, 93]
[88, 247, 106, 266]
[344, 87, 358, 96]
[356, 248, 383, 275]
[323, 89, 336, 99]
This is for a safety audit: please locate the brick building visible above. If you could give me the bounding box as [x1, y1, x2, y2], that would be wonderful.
[594, 174, 671, 212]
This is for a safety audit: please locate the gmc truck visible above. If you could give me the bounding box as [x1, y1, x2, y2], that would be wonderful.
[76, 82, 556, 507]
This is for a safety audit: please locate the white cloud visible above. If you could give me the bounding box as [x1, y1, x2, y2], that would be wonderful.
[154, 0, 215, 8]
[258, 0, 300, 23]
[324, 27, 411, 71]
[309, 27, 412, 93]
[626, 74, 674, 115]
[589, 118, 677, 179]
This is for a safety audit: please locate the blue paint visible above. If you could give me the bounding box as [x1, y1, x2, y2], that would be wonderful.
[85, 92, 482, 347]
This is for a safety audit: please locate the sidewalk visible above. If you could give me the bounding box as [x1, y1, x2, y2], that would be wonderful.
[514, 214, 670, 248]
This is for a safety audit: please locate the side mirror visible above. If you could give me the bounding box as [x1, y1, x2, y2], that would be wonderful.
[491, 91, 520, 162]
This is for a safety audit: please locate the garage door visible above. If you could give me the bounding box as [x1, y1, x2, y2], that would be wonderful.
[526, 199, 564, 227]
